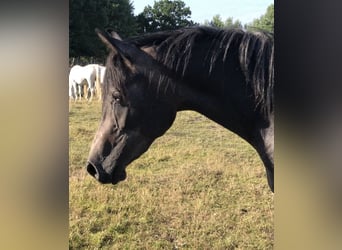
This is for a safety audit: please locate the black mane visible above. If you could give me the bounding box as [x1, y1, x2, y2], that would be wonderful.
[128, 26, 274, 115]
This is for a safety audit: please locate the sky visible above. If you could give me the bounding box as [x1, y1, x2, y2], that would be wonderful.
[132, 0, 274, 25]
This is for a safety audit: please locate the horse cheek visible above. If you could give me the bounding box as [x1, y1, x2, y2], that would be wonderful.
[144, 106, 176, 138]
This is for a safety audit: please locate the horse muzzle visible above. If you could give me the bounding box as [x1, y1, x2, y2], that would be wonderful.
[86, 161, 127, 185]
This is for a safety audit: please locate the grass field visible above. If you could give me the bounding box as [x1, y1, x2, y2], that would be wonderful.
[69, 100, 274, 249]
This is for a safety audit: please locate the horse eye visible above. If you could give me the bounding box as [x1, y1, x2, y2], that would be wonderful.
[112, 91, 121, 102]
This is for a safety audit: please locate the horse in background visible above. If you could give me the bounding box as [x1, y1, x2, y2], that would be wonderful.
[94, 65, 106, 101]
[69, 64, 104, 101]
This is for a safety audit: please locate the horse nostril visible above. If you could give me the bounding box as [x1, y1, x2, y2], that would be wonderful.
[86, 162, 111, 184]
[87, 162, 98, 178]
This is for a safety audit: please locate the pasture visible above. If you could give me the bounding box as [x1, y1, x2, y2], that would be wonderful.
[69, 101, 274, 249]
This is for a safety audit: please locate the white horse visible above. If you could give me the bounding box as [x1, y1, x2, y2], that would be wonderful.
[69, 64, 100, 101]
[94, 65, 106, 101]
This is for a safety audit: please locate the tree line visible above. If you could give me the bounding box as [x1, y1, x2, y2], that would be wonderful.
[70, 0, 273, 63]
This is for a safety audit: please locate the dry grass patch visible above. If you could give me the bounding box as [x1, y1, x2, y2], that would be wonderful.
[69, 101, 273, 249]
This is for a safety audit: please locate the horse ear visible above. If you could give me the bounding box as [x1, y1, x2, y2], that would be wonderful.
[95, 28, 154, 66]
[105, 28, 122, 41]
[95, 28, 162, 75]
[95, 28, 120, 52]
[95, 28, 136, 60]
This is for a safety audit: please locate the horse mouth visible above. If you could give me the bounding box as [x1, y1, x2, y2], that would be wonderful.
[111, 168, 127, 185]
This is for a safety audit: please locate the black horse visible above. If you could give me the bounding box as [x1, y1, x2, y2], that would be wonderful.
[87, 26, 274, 192]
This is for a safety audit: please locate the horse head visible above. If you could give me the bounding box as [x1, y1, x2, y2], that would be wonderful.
[86, 29, 177, 184]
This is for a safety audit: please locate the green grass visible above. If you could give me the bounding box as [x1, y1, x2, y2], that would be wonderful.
[69, 100, 274, 249]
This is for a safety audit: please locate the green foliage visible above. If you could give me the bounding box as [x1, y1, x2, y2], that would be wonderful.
[69, 1, 273, 62]
[203, 4, 273, 32]
[246, 4, 274, 32]
[136, 0, 194, 33]
[209, 14, 225, 28]
[204, 15, 243, 29]
[225, 17, 243, 29]
[69, 0, 137, 59]
[106, 0, 138, 37]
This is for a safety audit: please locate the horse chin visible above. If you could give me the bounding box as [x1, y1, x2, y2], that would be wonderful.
[111, 168, 127, 185]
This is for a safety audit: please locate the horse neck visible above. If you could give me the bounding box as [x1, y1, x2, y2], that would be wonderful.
[174, 82, 245, 138]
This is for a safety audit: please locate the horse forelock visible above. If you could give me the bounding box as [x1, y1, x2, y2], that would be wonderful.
[102, 52, 128, 100]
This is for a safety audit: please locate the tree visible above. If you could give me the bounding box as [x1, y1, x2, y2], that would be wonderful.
[106, 0, 138, 38]
[69, 0, 109, 58]
[136, 0, 194, 33]
[69, 0, 137, 59]
[204, 15, 243, 29]
[224, 17, 243, 29]
[246, 4, 274, 32]
[210, 14, 224, 28]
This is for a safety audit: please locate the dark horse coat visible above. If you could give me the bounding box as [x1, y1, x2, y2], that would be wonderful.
[87, 26, 274, 192]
